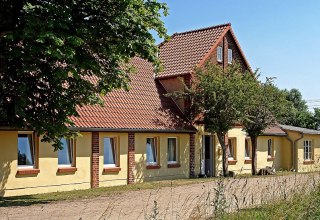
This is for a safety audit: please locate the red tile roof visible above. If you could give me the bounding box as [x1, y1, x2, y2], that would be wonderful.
[261, 125, 287, 136]
[157, 23, 231, 78]
[71, 57, 195, 132]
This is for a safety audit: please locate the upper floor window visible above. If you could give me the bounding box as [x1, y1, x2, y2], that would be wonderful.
[104, 137, 118, 167]
[168, 138, 178, 164]
[228, 49, 233, 64]
[58, 138, 75, 167]
[245, 138, 252, 159]
[267, 139, 273, 157]
[303, 140, 312, 161]
[217, 46, 223, 62]
[228, 138, 237, 160]
[18, 132, 35, 168]
[146, 137, 158, 165]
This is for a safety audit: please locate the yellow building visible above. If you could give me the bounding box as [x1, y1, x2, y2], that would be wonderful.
[2, 23, 320, 197]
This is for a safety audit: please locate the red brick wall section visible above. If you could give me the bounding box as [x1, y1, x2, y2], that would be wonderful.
[128, 132, 135, 184]
[91, 131, 99, 188]
[189, 133, 196, 178]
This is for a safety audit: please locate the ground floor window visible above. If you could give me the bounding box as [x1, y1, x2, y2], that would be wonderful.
[304, 140, 312, 161]
[245, 138, 252, 159]
[267, 139, 273, 158]
[168, 137, 178, 164]
[228, 138, 237, 160]
[104, 137, 118, 167]
[18, 132, 35, 168]
[147, 137, 158, 165]
[58, 138, 75, 167]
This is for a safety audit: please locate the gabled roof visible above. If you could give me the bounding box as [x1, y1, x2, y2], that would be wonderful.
[157, 23, 250, 79]
[261, 125, 287, 136]
[279, 125, 320, 135]
[71, 57, 196, 133]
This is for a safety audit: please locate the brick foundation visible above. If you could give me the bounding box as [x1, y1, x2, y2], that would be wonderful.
[91, 132, 99, 188]
[128, 132, 135, 184]
[189, 133, 196, 178]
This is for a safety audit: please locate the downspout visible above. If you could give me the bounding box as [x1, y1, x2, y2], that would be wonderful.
[284, 136, 294, 170]
[293, 132, 304, 172]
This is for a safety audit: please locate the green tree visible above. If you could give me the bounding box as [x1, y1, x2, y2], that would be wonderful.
[186, 63, 248, 176]
[241, 75, 291, 175]
[0, 0, 168, 149]
[282, 89, 319, 129]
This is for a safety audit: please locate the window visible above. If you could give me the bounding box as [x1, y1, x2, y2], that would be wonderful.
[168, 138, 178, 164]
[304, 140, 312, 161]
[146, 138, 158, 165]
[228, 138, 236, 160]
[267, 139, 273, 157]
[228, 49, 232, 64]
[104, 137, 118, 167]
[18, 133, 35, 168]
[245, 138, 252, 159]
[217, 46, 223, 62]
[58, 138, 74, 167]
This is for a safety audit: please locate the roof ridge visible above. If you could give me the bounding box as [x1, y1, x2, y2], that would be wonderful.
[172, 23, 231, 37]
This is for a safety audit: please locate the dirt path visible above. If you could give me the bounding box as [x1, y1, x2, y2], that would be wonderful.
[0, 173, 319, 220]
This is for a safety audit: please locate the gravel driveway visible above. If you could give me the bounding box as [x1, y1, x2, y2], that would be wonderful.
[0, 173, 319, 220]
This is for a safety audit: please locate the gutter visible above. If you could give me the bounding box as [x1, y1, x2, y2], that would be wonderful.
[69, 127, 197, 134]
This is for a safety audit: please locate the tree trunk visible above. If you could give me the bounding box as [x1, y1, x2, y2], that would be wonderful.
[217, 132, 229, 177]
[251, 135, 258, 175]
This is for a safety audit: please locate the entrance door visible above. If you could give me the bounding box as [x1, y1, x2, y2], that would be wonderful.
[202, 135, 214, 177]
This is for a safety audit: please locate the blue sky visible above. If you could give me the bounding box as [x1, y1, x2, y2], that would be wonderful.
[155, 0, 320, 109]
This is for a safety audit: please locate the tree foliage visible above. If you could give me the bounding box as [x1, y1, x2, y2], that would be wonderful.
[282, 89, 320, 130]
[185, 63, 250, 176]
[0, 0, 168, 149]
[241, 74, 291, 174]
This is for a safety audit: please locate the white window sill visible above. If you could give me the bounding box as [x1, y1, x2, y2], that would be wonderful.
[104, 164, 116, 168]
[18, 165, 35, 169]
[58, 164, 72, 168]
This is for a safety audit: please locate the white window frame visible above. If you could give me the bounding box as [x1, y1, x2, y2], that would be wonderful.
[103, 137, 118, 168]
[217, 46, 223, 62]
[228, 138, 236, 161]
[146, 137, 158, 166]
[267, 139, 273, 158]
[58, 138, 75, 168]
[228, 49, 233, 64]
[17, 131, 35, 169]
[167, 137, 178, 164]
[303, 140, 313, 161]
[244, 138, 251, 160]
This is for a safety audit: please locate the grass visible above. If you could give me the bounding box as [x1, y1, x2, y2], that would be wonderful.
[0, 177, 216, 207]
[222, 186, 320, 220]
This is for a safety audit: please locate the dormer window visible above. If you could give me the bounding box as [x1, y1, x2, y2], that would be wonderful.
[217, 46, 223, 62]
[228, 49, 232, 64]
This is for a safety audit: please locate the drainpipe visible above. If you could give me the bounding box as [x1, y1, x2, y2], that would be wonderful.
[293, 132, 304, 172]
[284, 136, 294, 170]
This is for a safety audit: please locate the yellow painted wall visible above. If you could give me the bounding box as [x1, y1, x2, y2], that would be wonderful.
[99, 132, 128, 187]
[256, 136, 283, 170]
[134, 133, 189, 182]
[0, 131, 92, 197]
[295, 134, 320, 172]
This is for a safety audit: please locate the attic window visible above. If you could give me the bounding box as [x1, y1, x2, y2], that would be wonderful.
[228, 49, 233, 64]
[217, 46, 223, 62]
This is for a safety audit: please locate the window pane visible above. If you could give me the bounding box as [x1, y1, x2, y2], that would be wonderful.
[147, 138, 157, 163]
[267, 139, 272, 156]
[168, 138, 177, 162]
[245, 139, 250, 158]
[58, 138, 73, 165]
[228, 139, 233, 158]
[104, 138, 116, 165]
[18, 134, 34, 166]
